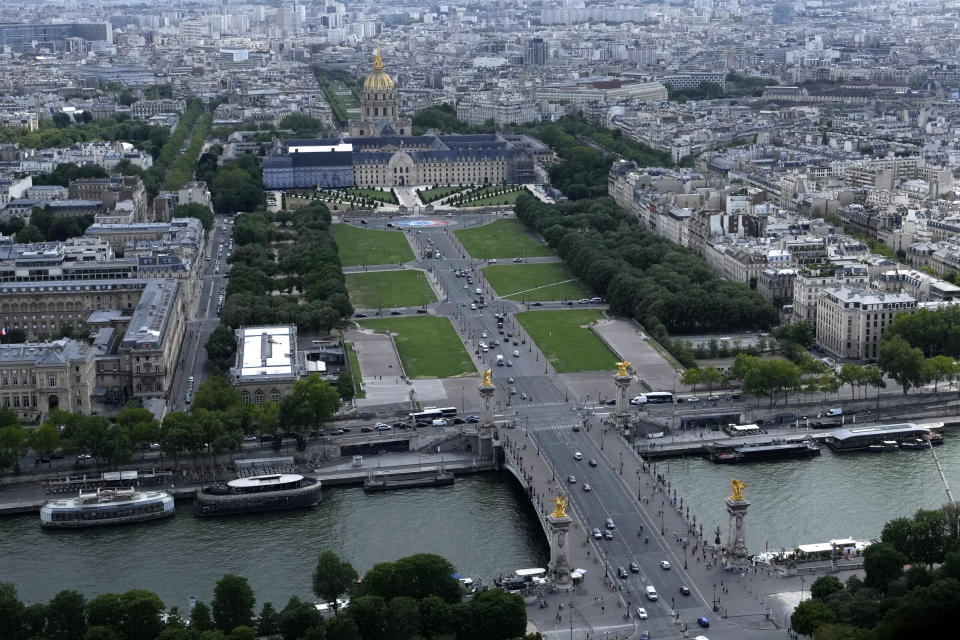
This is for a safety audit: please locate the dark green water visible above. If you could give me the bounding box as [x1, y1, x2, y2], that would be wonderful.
[663, 432, 960, 554]
[0, 472, 549, 607]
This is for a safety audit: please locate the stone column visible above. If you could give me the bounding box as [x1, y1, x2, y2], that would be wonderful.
[721, 496, 751, 571]
[613, 373, 631, 431]
[547, 512, 573, 586]
[478, 380, 495, 432]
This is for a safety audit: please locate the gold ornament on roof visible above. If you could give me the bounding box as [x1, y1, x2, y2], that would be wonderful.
[482, 369, 492, 387]
[730, 478, 747, 501]
[363, 48, 395, 91]
[550, 494, 568, 518]
[616, 361, 631, 377]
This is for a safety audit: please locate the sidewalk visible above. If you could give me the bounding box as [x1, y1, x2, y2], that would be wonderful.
[501, 431, 636, 640]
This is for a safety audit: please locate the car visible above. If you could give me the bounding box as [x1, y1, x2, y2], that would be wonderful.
[466, 416, 479, 423]
[470, 303, 477, 310]
[375, 423, 390, 429]
[697, 617, 710, 628]
[76, 454, 92, 460]
[393, 421, 409, 429]
[390, 309, 403, 315]
[506, 361, 513, 367]
[481, 332, 488, 338]
[509, 386, 517, 395]
[591, 297, 603, 303]
[416, 308, 427, 314]
[630, 562, 639, 573]
[513, 350, 520, 357]
[354, 312, 368, 318]
[578, 298, 590, 304]
[707, 395, 720, 401]
[506, 332, 513, 338]
[498, 328, 504, 334]
[593, 528, 602, 539]
[489, 259, 497, 264]
[680, 585, 691, 595]
[659, 560, 671, 570]
[567, 475, 577, 484]
[513, 257, 522, 262]
[241, 436, 257, 442]
[618, 567, 628, 579]
[330, 429, 345, 436]
[432, 419, 447, 427]
[730, 393, 742, 400]
[340, 428, 351, 433]
[640, 633, 650, 640]
[513, 340, 519, 346]
[453, 417, 466, 425]
[507, 378, 514, 384]
[589, 459, 598, 467]
[605, 518, 615, 529]
[532, 302, 543, 306]
[376, 425, 393, 431]
[573, 451, 583, 460]
[604, 530, 613, 540]
[35, 458, 51, 464]
[687, 396, 700, 402]
[572, 425, 580, 432]
[583, 483, 591, 492]
[636, 607, 648, 619]
[360, 426, 373, 432]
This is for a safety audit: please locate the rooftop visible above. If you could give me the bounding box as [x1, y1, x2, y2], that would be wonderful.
[234, 325, 302, 381]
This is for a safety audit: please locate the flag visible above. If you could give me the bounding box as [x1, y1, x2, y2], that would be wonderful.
[1, 327, 6, 336]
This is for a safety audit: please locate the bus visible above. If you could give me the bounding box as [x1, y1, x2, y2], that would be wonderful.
[630, 392, 674, 405]
[409, 407, 459, 422]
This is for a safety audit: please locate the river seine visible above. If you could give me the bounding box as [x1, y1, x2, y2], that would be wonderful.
[663, 431, 960, 554]
[0, 472, 549, 607]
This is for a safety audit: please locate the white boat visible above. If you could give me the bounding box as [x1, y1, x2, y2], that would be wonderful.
[40, 487, 174, 528]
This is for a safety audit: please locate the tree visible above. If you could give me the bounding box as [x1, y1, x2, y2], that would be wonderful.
[345, 596, 387, 640]
[52, 112, 72, 128]
[14, 224, 44, 243]
[910, 508, 949, 567]
[205, 325, 237, 373]
[810, 576, 844, 601]
[211, 575, 255, 632]
[0, 582, 26, 640]
[84, 627, 123, 640]
[925, 355, 955, 392]
[72, 416, 131, 467]
[878, 335, 927, 395]
[282, 373, 339, 436]
[23, 602, 48, 638]
[228, 627, 255, 640]
[0, 425, 27, 471]
[86, 593, 124, 630]
[790, 598, 836, 636]
[117, 589, 165, 640]
[385, 596, 420, 640]
[863, 542, 905, 591]
[323, 616, 360, 640]
[312, 552, 357, 616]
[880, 517, 913, 557]
[192, 376, 243, 413]
[173, 203, 215, 231]
[278, 597, 320, 640]
[190, 602, 214, 631]
[418, 596, 453, 639]
[256, 603, 280, 636]
[462, 589, 526, 640]
[336, 371, 355, 401]
[46, 590, 87, 640]
[681, 367, 702, 391]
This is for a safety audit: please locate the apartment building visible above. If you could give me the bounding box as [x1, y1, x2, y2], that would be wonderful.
[815, 286, 916, 361]
[792, 263, 870, 324]
[0, 338, 97, 420]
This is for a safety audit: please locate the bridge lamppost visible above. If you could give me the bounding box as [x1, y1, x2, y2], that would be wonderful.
[713, 584, 717, 611]
[660, 505, 664, 536]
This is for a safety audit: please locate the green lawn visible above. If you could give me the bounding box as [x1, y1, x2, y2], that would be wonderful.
[345, 187, 398, 204]
[516, 309, 618, 373]
[417, 185, 465, 204]
[454, 218, 552, 259]
[454, 188, 530, 208]
[332, 223, 414, 267]
[357, 316, 475, 378]
[482, 263, 589, 301]
[345, 270, 437, 309]
[344, 342, 365, 398]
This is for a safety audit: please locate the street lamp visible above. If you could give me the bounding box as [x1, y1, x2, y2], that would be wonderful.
[660, 507, 664, 536]
[713, 584, 717, 611]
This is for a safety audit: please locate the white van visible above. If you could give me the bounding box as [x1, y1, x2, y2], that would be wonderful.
[475, 288, 482, 295]
[645, 586, 658, 601]
[826, 408, 843, 417]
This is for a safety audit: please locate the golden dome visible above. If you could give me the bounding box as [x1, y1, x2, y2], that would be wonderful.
[363, 49, 394, 91]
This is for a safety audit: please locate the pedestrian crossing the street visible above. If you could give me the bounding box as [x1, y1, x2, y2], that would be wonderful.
[526, 423, 579, 433]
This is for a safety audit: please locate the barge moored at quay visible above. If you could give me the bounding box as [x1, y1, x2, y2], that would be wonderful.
[40, 488, 174, 528]
[194, 473, 322, 516]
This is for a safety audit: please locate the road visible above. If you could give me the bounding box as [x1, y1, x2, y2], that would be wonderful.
[168, 216, 233, 412]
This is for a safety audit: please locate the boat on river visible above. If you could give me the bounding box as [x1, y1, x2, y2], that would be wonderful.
[706, 438, 821, 463]
[194, 473, 322, 516]
[40, 487, 174, 528]
[899, 438, 931, 450]
[868, 440, 899, 452]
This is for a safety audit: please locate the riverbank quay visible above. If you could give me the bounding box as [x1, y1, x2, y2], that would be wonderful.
[636, 417, 954, 460]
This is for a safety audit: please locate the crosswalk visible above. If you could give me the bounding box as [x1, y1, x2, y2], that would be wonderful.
[526, 423, 579, 433]
[510, 401, 565, 409]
